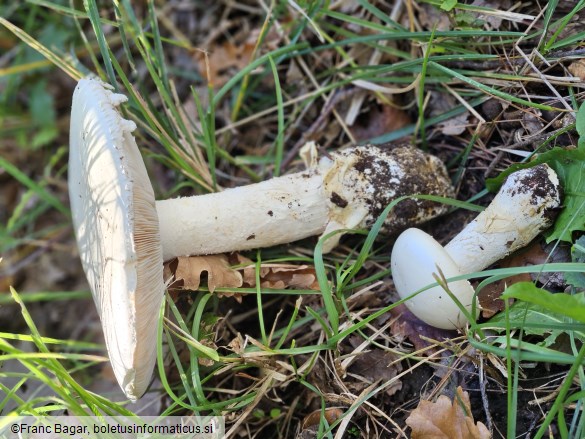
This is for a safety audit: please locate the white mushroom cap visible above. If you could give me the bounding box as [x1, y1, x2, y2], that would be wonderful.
[68, 78, 164, 400]
[391, 228, 475, 329]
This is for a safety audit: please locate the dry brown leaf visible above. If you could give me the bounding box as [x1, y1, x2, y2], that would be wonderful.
[197, 41, 255, 87]
[568, 59, 585, 80]
[164, 254, 243, 293]
[350, 104, 411, 143]
[406, 387, 490, 439]
[477, 277, 522, 318]
[345, 339, 403, 397]
[301, 407, 344, 429]
[164, 253, 320, 300]
[255, 265, 320, 290]
[389, 304, 455, 352]
[227, 333, 245, 355]
[477, 240, 562, 318]
[417, 3, 451, 31]
[234, 254, 320, 290]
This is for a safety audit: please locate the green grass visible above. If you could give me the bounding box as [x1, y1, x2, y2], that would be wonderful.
[1, 0, 585, 437]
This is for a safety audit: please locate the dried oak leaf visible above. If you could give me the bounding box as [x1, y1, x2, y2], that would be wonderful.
[197, 40, 255, 87]
[406, 387, 490, 439]
[164, 255, 243, 294]
[234, 254, 320, 290]
[164, 253, 320, 302]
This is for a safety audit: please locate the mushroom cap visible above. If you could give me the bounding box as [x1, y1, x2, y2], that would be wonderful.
[68, 78, 164, 400]
[391, 228, 475, 329]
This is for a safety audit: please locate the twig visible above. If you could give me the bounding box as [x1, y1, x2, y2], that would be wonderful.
[442, 48, 585, 71]
[515, 45, 574, 113]
[500, 125, 573, 151]
[479, 354, 493, 431]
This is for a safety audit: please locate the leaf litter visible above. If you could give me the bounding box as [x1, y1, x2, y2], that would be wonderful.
[164, 253, 320, 299]
[406, 387, 490, 439]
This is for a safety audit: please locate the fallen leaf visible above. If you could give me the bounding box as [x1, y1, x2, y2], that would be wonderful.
[164, 254, 243, 293]
[477, 278, 521, 319]
[406, 387, 491, 439]
[164, 253, 321, 298]
[197, 40, 255, 87]
[568, 59, 585, 81]
[417, 3, 451, 31]
[389, 304, 455, 351]
[301, 407, 344, 429]
[234, 254, 320, 290]
[439, 112, 470, 136]
[345, 342, 403, 397]
[227, 333, 245, 355]
[477, 240, 569, 318]
[428, 91, 470, 136]
[250, 265, 320, 290]
[350, 104, 411, 142]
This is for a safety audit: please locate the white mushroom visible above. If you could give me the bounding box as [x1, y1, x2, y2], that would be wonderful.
[156, 143, 454, 258]
[390, 164, 562, 329]
[69, 78, 454, 399]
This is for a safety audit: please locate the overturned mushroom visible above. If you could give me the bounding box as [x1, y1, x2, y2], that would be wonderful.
[390, 164, 562, 329]
[69, 78, 454, 399]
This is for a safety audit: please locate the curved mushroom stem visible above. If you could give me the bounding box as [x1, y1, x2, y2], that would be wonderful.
[444, 164, 561, 273]
[391, 164, 562, 329]
[157, 145, 455, 260]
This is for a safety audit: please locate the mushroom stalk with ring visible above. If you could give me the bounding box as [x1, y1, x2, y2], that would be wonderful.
[69, 78, 455, 400]
[390, 164, 562, 329]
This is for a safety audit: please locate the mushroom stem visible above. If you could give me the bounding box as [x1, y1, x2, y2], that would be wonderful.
[157, 145, 456, 260]
[444, 164, 561, 273]
[391, 164, 562, 329]
[156, 171, 328, 260]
